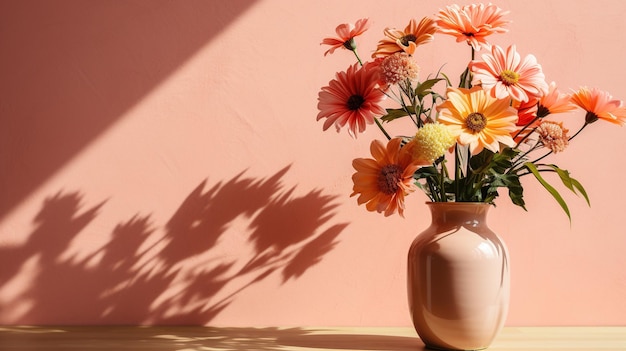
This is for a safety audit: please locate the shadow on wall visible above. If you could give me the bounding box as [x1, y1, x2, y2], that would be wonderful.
[0, 0, 259, 219]
[0, 166, 348, 324]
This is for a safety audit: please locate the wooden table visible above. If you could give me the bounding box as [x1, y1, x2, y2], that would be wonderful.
[0, 326, 624, 350]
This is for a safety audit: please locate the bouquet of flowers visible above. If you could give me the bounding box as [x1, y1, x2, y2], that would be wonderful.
[317, 3, 626, 219]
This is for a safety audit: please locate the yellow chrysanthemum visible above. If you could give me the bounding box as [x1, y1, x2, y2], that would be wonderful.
[406, 123, 455, 163]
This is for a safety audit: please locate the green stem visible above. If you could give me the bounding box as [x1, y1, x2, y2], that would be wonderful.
[374, 118, 391, 140]
[569, 122, 589, 141]
[517, 122, 589, 169]
[454, 145, 461, 201]
[352, 49, 363, 66]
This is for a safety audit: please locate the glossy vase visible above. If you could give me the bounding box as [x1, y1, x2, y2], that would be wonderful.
[407, 202, 509, 350]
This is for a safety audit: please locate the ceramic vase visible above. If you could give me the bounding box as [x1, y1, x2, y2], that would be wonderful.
[407, 202, 510, 350]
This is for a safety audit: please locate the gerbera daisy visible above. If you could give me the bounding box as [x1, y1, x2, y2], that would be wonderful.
[536, 120, 569, 153]
[511, 97, 540, 143]
[470, 44, 548, 103]
[351, 138, 420, 217]
[317, 63, 387, 138]
[570, 87, 626, 125]
[437, 86, 519, 154]
[372, 17, 437, 58]
[436, 3, 510, 51]
[513, 82, 575, 142]
[321, 18, 370, 56]
[537, 81, 576, 118]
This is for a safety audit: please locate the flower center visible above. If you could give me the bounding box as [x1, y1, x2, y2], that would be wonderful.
[500, 70, 520, 85]
[466, 112, 487, 133]
[347, 94, 365, 110]
[400, 34, 417, 46]
[342, 37, 357, 51]
[585, 111, 599, 124]
[536, 104, 550, 118]
[377, 164, 403, 195]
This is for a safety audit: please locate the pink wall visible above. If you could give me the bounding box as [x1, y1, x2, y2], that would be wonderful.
[1, 0, 625, 326]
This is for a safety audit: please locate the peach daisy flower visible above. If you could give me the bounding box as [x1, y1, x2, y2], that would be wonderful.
[321, 18, 370, 56]
[317, 63, 387, 138]
[351, 138, 421, 217]
[436, 3, 510, 51]
[536, 120, 569, 153]
[570, 87, 626, 125]
[372, 17, 437, 58]
[437, 86, 519, 154]
[378, 52, 420, 86]
[470, 44, 548, 103]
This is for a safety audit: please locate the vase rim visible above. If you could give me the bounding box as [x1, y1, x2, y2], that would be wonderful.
[425, 201, 491, 206]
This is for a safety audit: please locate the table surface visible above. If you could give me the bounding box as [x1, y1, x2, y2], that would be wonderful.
[0, 326, 624, 350]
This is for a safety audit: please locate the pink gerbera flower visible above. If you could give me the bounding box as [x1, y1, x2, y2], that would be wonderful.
[317, 63, 387, 137]
[321, 18, 370, 56]
[470, 44, 548, 103]
[570, 87, 626, 125]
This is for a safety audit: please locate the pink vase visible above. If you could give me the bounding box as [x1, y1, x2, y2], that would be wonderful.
[407, 202, 510, 350]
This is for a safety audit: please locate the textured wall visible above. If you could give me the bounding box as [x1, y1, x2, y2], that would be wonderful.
[1, 0, 625, 326]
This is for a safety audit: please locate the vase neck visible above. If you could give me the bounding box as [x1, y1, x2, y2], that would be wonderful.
[427, 202, 490, 227]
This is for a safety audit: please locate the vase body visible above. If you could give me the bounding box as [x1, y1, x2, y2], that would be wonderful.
[407, 202, 509, 351]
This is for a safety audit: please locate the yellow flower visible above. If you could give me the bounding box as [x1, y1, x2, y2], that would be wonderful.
[437, 87, 518, 154]
[406, 123, 455, 163]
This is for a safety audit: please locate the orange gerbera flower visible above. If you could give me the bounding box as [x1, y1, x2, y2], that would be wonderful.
[537, 82, 576, 117]
[317, 63, 387, 138]
[436, 3, 510, 51]
[470, 44, 548, 103]
[570, 87, 626, 125]
[321, 18, 370, 56]
[351, 138, 420, 217]
[372, 17, 437, 58]
[437, 86, 518, 154]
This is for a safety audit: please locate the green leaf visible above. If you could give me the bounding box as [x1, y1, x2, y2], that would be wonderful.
[380, 108, 413, 122]
[546, 164, 591, 207]
[570, 178, 591, 206]
[415, 78, 445, 99]
[413, 165, 439, 180]
[524, 162, 571, 221]
[486, 173, 526, 209]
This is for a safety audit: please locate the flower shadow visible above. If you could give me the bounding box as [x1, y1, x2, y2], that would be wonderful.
[0, 166, 347, 324]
